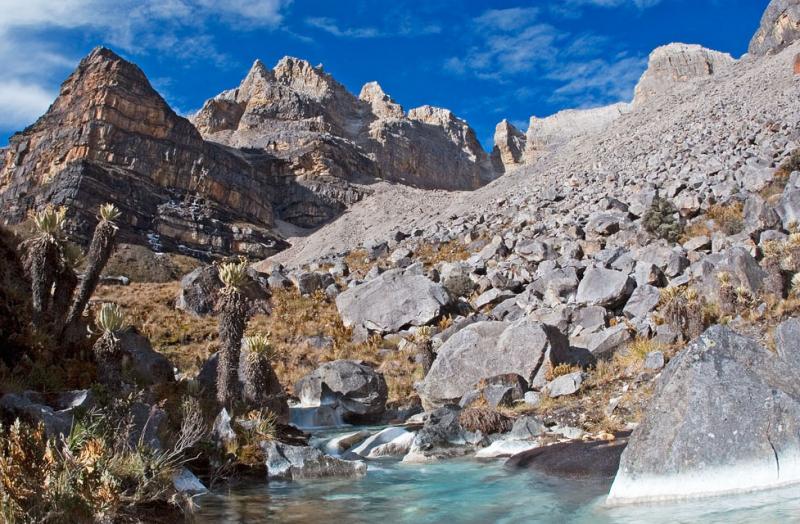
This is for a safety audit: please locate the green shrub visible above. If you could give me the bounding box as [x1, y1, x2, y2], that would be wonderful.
[643, 197, 683, 242]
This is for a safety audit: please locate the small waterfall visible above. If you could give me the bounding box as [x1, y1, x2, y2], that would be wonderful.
[289, 405, 345, 430]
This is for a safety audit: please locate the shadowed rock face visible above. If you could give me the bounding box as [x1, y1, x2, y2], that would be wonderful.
[0, 47, 288, 259]
[749, 0, 800, 57]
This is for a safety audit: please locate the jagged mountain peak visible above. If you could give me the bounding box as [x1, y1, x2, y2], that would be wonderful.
[359, 81, 404, 119]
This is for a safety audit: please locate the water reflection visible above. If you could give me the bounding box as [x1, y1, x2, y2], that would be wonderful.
[196, 457, 800, 524]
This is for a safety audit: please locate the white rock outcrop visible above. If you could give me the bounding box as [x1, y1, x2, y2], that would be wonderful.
[632, 43, 735, 107]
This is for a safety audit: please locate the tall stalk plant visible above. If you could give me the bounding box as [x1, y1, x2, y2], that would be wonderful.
[64, 204, 121, 334]
[27, 206, 67, 325]
[217, 261, 249, 410]
[93, 303, 126, 388]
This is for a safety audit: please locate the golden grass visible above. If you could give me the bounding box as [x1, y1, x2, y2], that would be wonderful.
[706, 202, 744, 235]
[413, 239, 472, 267]
[94, 283, 421, 404]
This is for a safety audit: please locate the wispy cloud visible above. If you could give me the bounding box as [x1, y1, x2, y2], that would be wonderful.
[446, 5, 649, 109]
[303, 13, 441, 39]
[0, 0, 293, 133]
[305, 17, 381, 38]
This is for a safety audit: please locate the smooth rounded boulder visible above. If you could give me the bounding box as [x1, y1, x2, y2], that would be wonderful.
[294, 360, 388, 423]
[608, 326, 800, 504]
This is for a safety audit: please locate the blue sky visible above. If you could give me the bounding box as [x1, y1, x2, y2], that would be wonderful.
[0, 0, 769, 149]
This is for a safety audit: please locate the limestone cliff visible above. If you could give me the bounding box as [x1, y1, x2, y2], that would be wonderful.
[491, 120, 527, 173]
[633, 43, 734, 107]
[749, 0, 800, 56]
[194, 57, 494, 195]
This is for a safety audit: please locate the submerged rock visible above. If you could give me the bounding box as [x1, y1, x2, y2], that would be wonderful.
[262, 441, 367, 479]
[608, 326, 800, 504]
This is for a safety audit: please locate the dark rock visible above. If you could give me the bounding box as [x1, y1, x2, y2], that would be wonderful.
[506, 433, 629, 480]
[176, 264, 269, 317]
[119, 329, 175, 385]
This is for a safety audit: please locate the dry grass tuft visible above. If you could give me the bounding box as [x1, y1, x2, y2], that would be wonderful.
[459, 407, 513, 434]
[706, 202, 744, 235]
[95, 283, 420, 404]
[413, 239, 472, 267]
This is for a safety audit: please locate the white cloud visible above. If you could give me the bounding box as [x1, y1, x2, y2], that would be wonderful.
[474, 7, 540, 31]
[447, 5, 649, 109]
[0, 81, 57, 129]
[305, 17, 381, 38]
[0, 0, 293, 135]
[304, 14, 441, 39]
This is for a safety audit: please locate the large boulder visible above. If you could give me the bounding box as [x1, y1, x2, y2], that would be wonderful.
[608, 326, 800, 504]
[118, 329, 175, 385]
[506, 434, 629, 480]
[176, 265, 269, 317]
[335, 268, 451, 334]
[294, 360, 388, 423]
[417, 319, 570, 409]
[262, 441, 367, 479]
[749, 0, 800, 56]
[576, 267, 635, 308]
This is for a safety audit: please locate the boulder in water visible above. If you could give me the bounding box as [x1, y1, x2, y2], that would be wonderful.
[262, 441, 367, 479]
[608, 326, 800, 504]
[294, 360, 388, 423]
[506, 434, 629, 480]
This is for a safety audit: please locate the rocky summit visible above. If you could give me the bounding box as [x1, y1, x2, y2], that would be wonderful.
[0, 50, 496, 258]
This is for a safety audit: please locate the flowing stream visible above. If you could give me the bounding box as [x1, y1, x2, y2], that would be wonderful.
[195, 425, 800, 523]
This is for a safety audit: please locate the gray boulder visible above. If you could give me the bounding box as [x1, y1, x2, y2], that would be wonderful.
[418, 319, 569, 408]
[778, 188, 800, 230]
[0, 392, 72, 437]
[403, 406, 479, 463]
[576, 267, 635, 308]
[262, 441, 367, 479]
[622, 284, 660, 320]
[176, 264, 268, 316]
[439, 261, 475, 297]
[294, 360, 388, 423]
[775, 317, 800, 369]
[547, 371, 583, 398]
[608, 326, 800, 504]
[335, 269, 450, 333]
[119, 329, 175, 385]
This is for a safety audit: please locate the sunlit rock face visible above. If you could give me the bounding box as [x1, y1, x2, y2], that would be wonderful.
[749, 0, 800, 57]
[607, 326, 800, 505]
[194, 57, 495, 195]
[632, 43, 734, 107]
[0, 47, 288, 258]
